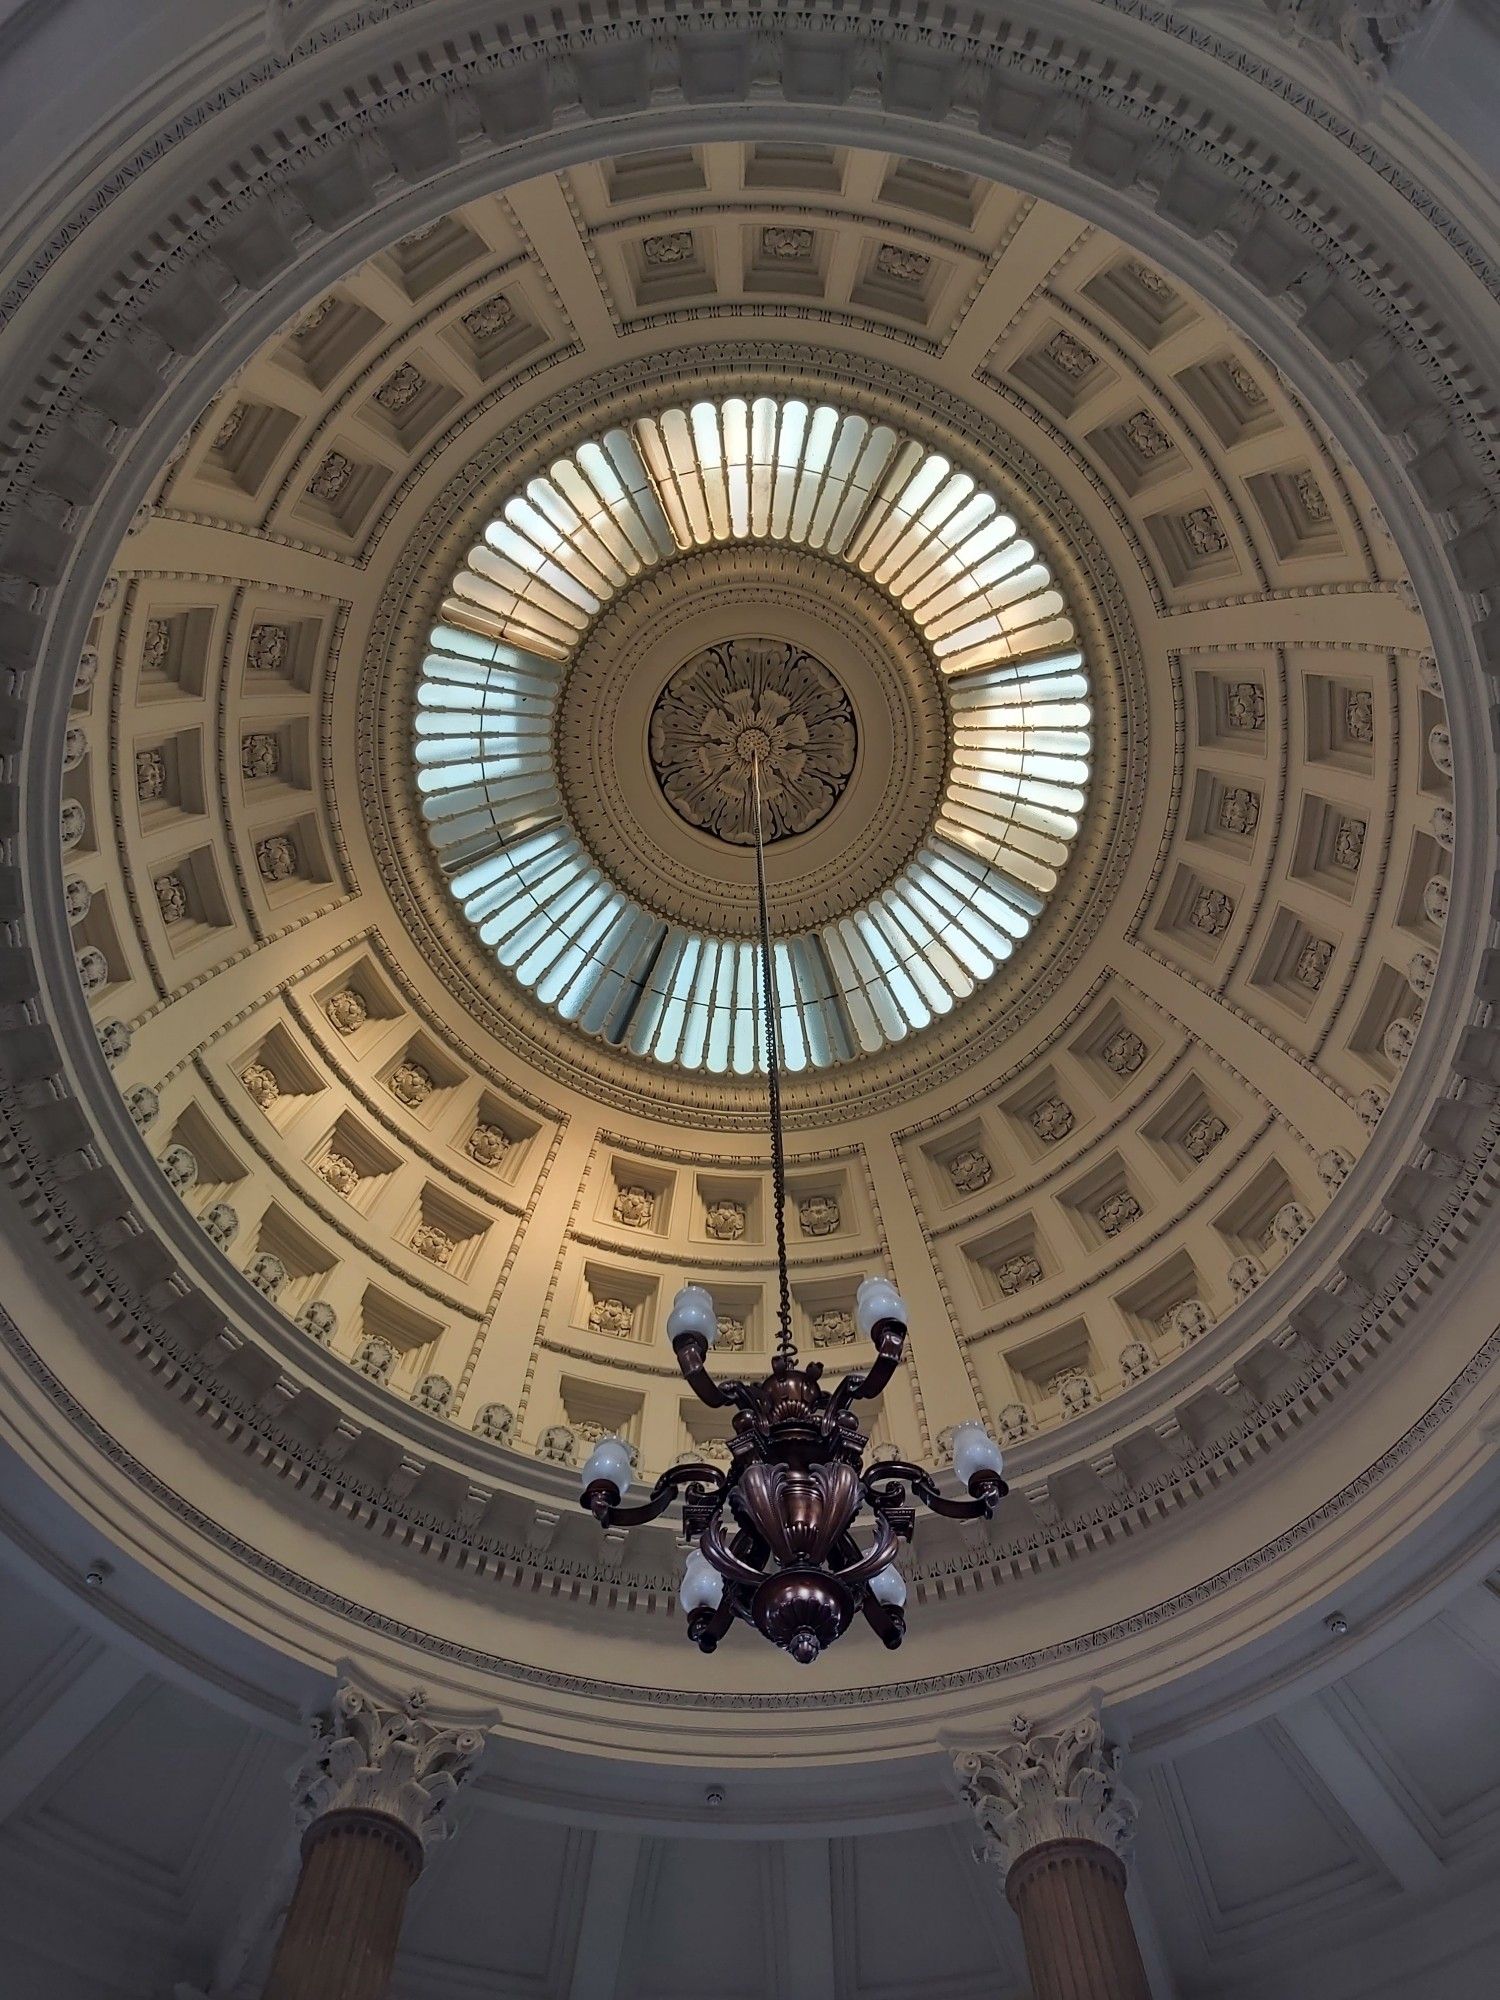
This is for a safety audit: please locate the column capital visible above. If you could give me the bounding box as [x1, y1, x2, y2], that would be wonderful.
[954, 1711, 1139, 1884]
[291, 1683, 489, 1856]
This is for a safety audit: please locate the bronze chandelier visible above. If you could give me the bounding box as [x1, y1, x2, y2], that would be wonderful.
[579, 748, 1009, 1664]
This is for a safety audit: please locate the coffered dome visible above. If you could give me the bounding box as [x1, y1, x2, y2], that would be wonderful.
[0, 0, 1495, 1849]
[36, 121, 1466, 1686]
[47, 138, 1464, 1577]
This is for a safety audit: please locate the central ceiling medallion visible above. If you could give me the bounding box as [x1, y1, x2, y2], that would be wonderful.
[648, 640, 857, 845]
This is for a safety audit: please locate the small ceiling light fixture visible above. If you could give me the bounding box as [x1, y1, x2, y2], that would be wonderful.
[580, 750, 1009, 1662]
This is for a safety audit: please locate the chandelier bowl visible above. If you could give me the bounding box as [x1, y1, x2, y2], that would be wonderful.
[734, 1460, 864, 1567]
[750, 1569, 855, 1664]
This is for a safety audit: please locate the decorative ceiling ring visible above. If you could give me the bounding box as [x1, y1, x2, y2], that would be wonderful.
[415, 391, 1091, 1074]
[558, 551, 948, 936]
[0, 7, 1494, 1735]
[364, 349, 1138, 1123]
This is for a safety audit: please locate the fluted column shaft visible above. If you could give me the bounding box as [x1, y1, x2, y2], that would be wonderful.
[1005, 1836, 1150, 2000]
[263, 1808, 422, 2000]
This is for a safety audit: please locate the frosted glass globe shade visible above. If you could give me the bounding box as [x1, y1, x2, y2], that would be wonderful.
[951, 1422, 1004, 1485]
[579, 1436, 633, 1495]
[855, 1275, 906, 1338]
[868, 1563, 907, 1608]
[667, 1283, 718, 1346]
[680, 1548, 726, 1613]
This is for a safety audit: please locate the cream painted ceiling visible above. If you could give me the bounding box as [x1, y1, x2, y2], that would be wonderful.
[63, 142, 1447, 1513]
[2, 0, 1498, 1988]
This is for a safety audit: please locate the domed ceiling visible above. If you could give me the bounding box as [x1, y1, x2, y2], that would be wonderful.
[25, 113, 1484, 1725]
[1, 12, 1499, 1997]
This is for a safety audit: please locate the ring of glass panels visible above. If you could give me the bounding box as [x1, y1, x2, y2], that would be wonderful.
[415, 396, 1092, 1074]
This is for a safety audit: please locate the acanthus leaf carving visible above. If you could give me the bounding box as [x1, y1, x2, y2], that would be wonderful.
[955, 1712, 1139, 1882]
[291, 1684, 489, 1853]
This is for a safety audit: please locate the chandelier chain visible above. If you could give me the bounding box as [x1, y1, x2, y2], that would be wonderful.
[751, 752, 795, 1360]
[585, 746, 1008, 1660]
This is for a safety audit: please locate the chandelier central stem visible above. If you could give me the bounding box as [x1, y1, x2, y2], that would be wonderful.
[750, 751, 795, 1362]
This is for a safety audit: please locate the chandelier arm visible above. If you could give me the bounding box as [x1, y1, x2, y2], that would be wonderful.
[671, 1335, 754, 1411]
[723, 1583, 760, 1632]
[923, 1474, 1008, 1520]
[862, 1460, 1008, 1520]
[727, 1519, 770, 1570]
[862, 1460, 942, 1507]
[687, 1594, 739, 1653]
[822, 1374, 867, 1427]
[858, 1591, 906, 1651]
[850, 1319, 908, 1399]
[824, 1330, 908, 1427]
[581, 1460, 729, 1527]
[702, 1509, 772, 1587]
[827, 1513, 901, 1588]
[826, 1527, 873, 1579]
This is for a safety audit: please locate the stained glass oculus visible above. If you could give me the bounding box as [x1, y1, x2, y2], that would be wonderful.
[415, 396, 1092, 1073]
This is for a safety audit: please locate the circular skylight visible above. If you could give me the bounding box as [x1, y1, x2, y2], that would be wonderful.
[414, 396, 1092, 1074]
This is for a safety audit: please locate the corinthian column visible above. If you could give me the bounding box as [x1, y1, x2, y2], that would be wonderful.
[955, 1714, 1150, 2000]
[262, 1684, 488, 2000]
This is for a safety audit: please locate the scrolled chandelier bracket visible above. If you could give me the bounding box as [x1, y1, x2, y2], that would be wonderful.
[581, 754, 1009, 1664]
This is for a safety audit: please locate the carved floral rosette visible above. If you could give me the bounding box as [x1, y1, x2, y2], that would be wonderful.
[647, 639, 856, 845]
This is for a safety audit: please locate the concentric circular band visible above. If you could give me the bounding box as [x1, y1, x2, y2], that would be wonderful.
[554, 548, 947, 939]
[413, 393, 1093, 1073]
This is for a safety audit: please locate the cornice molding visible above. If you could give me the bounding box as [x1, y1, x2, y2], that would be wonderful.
[1, 1285, 1494, 1713]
